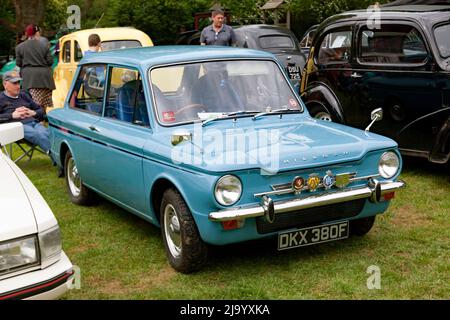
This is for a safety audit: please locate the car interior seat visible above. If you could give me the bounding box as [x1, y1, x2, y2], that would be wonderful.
[116, 80, 149, 126]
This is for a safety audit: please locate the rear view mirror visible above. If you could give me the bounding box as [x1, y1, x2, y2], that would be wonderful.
[365, 108, 383, 132]
[0, 122, 24, 147]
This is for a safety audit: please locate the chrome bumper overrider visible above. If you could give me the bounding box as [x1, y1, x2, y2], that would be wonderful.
[209, 179, 405, 223]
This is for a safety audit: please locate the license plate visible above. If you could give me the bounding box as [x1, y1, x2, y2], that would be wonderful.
[278, 221, 349, 251]
[287, 66, 301, 80]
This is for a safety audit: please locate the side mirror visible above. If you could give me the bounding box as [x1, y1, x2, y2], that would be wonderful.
[365, 108, 383, 132]
[171, 130, 192, 146]
[0, 122, 24, 147]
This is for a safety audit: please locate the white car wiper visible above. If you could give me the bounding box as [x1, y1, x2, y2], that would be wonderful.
[253, 108, 302, 120]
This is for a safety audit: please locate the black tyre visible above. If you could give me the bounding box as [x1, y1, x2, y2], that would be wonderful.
[350, 216, 376, 236]
[160, 188, 208, 273]
[308, 104, 335, 122]
[64, 150, 96, 205]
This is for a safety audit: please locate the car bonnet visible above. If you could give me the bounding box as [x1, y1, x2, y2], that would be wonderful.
[0, 154, 38, 241]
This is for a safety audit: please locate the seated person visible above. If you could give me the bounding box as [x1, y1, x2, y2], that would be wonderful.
[0, 71, 52, 157]
[190, 63, 243, 113]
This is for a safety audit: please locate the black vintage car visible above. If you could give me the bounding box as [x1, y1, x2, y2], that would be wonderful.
[300, 5, 450, 164]
[176, 24, 306, 83]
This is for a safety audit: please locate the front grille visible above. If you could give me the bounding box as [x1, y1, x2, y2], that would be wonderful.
[256, 199, 365, 234]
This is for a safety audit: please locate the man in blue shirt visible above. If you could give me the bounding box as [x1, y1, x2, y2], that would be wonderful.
[200, 9, 236, 46]
[0, 71, 51, 153]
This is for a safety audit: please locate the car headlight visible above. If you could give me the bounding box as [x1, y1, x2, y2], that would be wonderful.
[214, 175, 242, 206]
[0, 236, 38, 275]
[378, 151, 400, 179]
[39, 226, 62, 268]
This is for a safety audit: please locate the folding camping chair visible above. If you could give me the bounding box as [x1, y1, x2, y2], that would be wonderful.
[4, 139, 46, 163]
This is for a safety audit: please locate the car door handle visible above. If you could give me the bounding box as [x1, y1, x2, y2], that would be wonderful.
[351, 72, 363, 79]
[89, 125, 100, 132]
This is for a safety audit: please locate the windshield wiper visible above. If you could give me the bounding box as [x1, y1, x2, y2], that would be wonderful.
[201, 110, 260, 127]
[253, 108, 302, 120]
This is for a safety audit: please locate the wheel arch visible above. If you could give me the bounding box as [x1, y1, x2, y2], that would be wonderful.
[302, 82, 345, 123]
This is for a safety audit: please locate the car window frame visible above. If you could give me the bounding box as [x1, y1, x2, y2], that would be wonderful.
[314, 24, 354, 67]
[355, 20, 432, 68]
[103, 64, 151, 128]
[432, 21, 450, 60]
[67, 63, 109, 116]
[62, 40, 71, 64]
[148, 57, 305, 128]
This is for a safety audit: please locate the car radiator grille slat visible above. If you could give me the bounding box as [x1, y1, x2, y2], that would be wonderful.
[256, 199, 366, 234]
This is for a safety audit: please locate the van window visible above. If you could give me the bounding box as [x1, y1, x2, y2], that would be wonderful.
[74, 41, 83, 62]
[317, 30, 352, 64]
[62, 41, 71, 63]
[359, 25, 428, 64]
[434, 24, 450, 58]
[69, 64, 106, 115]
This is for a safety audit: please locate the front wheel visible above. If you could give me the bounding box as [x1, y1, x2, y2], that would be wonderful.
[350, 216, 376, 236]
[64, 150, 96, 205]
[160, 188, 208, 273]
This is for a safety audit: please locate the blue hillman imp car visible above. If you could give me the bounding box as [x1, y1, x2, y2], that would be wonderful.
[48, 46, 405, 273]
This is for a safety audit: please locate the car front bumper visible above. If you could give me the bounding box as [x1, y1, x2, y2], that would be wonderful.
[0, 251, 74, 300]
[209, 179, 405, 222]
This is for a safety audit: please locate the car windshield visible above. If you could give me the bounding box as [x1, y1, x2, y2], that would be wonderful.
[434, 24, 450, 58]
[150, 60, 302, 125]
[259, 35, 295, 49]
[101, 40, 142, 51]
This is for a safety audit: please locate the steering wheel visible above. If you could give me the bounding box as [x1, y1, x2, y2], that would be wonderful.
[175, 104, 207, 120]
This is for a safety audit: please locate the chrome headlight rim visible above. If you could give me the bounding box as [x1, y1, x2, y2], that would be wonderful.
[214, 175, 243, 207]
[378, 151, 400, 179]
[0, 235, 39, 276]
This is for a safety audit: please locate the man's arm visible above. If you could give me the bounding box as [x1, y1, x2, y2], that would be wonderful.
[200, 29, 207, 45]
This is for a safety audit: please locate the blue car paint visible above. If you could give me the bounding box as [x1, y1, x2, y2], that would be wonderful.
[48, 46, 402, 246]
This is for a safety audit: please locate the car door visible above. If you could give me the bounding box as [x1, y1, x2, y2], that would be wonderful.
[350, 21, 441, 153]
[64, 63, 107, 186]
[85, 66, 149, 213]
[313, 25, 354, 114]
[53, 39, 75, 108]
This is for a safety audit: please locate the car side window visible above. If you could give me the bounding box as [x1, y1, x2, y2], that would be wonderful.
[69, 64, 106, 115]
[359, 24, 428, 64]
[62, 41, 71, 63]
[317, 30, 352, 65]
[104, 67, 149, 126]
[74, 41, 83, 62]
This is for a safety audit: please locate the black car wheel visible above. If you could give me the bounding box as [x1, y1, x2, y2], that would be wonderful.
[160, 188, 208, 273]
[64, 150, 96, 205]
[350, 216, 376, 236]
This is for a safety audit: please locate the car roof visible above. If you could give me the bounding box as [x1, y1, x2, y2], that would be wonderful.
[234, 24, 295, 36]
[59, 27, 154, 51]
[80, 45, 277, 69]
[322, 5, 450, 26]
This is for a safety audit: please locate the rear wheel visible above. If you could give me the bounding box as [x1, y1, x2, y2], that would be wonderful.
[64, 150, 96, 205]
[350, 216, 376, 236]
[160, 188, 208, 273]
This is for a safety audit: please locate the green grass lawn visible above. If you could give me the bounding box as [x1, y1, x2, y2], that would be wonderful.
[16, 152, 450, 300]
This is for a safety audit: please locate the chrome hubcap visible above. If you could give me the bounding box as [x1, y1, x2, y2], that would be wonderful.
[315, 111, 332, 121]
[164, 204, 182, 258]
[67, 157, 81, 197]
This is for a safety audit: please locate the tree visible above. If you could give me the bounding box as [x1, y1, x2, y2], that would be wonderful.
[12, 0, 47, 39]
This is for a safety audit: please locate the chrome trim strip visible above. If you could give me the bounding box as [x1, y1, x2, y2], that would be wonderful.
[209, 180, 405, 222]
